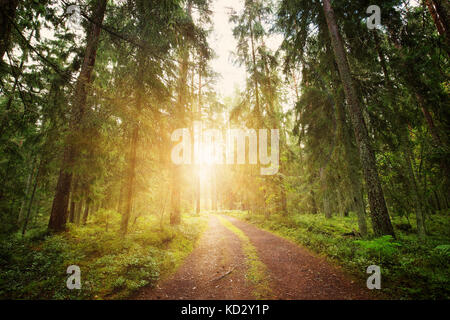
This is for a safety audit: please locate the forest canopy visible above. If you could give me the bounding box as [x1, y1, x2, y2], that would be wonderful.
[0, 0, 449, 300]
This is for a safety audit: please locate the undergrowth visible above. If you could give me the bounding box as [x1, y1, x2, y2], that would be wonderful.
[222, 210, 450, 300]
[0, 211, 207, 299]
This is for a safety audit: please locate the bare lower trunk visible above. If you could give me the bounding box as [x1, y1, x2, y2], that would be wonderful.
[310, 190, 318, 214]
[280, 184, 287, 214]
[82, 201, 90, 225]
[48, 147, 75, 231]
[75, 196, 83, 225]
[48, 0, 107, 233]
[18, 156, 36, 226]
[352, 189, 368, 237]
[69, 198, 75, 223]
[170, 165, 181, 225]
[211, 167, 217, 211]
[196, 67, 202, 215]
[323, 192, 332, 219]
[117, 185, 123, 213]
[121, 124, 138, 234]
[68, 177, 78, 223]
[196, 169, 201, 214]
[22, 162, 40, 236]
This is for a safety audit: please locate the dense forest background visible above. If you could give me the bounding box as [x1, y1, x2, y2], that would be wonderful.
[0, 0, 449, 299]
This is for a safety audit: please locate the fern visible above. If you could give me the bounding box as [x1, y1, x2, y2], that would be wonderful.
[355, 235, 401, 262]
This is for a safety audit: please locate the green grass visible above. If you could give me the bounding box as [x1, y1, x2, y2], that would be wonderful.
[217, 215, 273, 299]
[0, 211, 207, 299]
[222, 210, 450, 300]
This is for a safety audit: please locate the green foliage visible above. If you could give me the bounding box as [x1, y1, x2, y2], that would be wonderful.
[225, 210, 450, 300]
[0, 0, 449, 301]
[0, 213, 207, 299]
[355, 236, 401, 262]
[433, 245, 450, 262]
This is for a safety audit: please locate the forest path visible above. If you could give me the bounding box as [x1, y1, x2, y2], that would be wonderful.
[135, 214, 373, 300]
[135, 214, 254, 299]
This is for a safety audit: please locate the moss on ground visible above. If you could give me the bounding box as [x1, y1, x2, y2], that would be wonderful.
[217, 215, 274, 299]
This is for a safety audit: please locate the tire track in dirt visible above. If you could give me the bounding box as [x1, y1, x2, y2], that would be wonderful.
[137, 214, 375, 300]
[135, 215, 254, 300]
[222, 215, 374, 300]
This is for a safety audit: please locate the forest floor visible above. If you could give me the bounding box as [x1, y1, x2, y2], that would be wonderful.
[135, 214, 375, 300]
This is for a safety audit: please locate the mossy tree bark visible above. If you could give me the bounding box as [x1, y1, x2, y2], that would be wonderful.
[322, 0, 394, 237]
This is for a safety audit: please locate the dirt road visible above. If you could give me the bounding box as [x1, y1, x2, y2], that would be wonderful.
[135, 214, 373, 300]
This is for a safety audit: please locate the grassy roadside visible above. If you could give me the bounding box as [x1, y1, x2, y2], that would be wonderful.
[0, 211, 208, 299]
[221, 210, 450, 300]
[216, 215, 274, 299]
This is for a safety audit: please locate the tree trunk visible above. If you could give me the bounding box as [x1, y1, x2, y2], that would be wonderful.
[280, 182, 287, 214]
[117, 184, 123, 213]
[48, 0, 107, 233]
[170, 2, 191, 225]
[249, 18, 261, 119]
[82, 201, 90, 225]
[69, 198, 75, 223]
[195, 66, 201, 215]
[427, 0, 446, 36]
[75, 196, 83, 225]
[170, 165, 181, 225]
[332, 64, 368, 237]
[18, 155, 36, 226]
[211, 166, 217, 211]
[427, 0, 450, 50]
[399, 125, 426, 238]
[310, 189, 318, 214]
[323, 192, 332, 219]
[322, 0, 395, 237]
[68, 177, 78, 223]
[121, 124, 138, 234]
[196, 169, 201, 214]
[48, 147, 75, 231]
[386, 23, 450, 190]
[22, 162, 40, 236]
[121, 47, 146, 235]
[375, 30, 430, 237]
